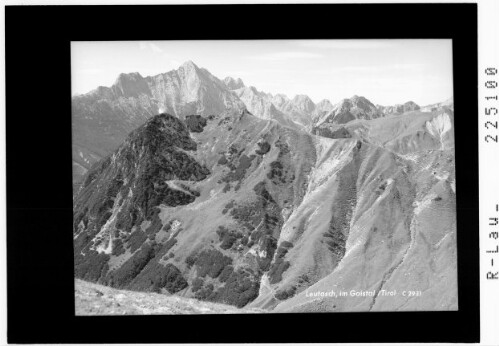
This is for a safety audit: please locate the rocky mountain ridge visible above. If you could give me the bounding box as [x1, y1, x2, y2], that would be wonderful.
[73, 61, 451, 184]
[377, 100, 421, 115]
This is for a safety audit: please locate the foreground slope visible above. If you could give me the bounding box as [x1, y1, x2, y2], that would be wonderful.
[75, 279, 264, 315]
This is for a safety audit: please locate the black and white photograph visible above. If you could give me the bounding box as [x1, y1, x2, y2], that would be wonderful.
[5, 2, 487, 344]
[72, 39, 458, 315]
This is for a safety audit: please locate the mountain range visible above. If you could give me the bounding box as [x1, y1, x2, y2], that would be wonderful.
[73, 61, 457, 313]
[72, 61, 452, 185]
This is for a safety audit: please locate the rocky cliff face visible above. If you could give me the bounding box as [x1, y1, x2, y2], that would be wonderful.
[72, 62, 244, 184]
[73, 104, 457, 312]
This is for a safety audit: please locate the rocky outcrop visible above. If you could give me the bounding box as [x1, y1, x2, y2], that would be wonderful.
[73, 113, 210, 293]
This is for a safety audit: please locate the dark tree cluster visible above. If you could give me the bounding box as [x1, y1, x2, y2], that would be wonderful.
[312, 126, 352, 139]
[216, 226, 244, 250]
[214, 269, 260, 308]
[222, 154, 256, 184]
[191, 277, 204, 292]
[193, 249, 233, 279]
[268, 241, 293, 284]
[227, 182, 283, 271]
[275, 285, 297, 301]
[130, 261, 188, 294]
[192, 266, 260, 308]
[323, 220, 347, 260]
[112, 238, 126, 256]
[178, 182, 201, 197]
[74, 249, 110, 283]
[127, 230, 148, 253]
[185, 114, 207, 133]
[221, 200, 235, 214]
[255, 141, 271, 155]
[217, 154, 228, 165]
[106, 243, 156, 288]
[267, 161, 287, 183]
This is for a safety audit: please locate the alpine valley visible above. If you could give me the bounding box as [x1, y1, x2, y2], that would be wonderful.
[73, 61, 457, 314]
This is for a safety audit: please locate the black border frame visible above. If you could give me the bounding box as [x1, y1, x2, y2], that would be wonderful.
[6, 3, 479, 344]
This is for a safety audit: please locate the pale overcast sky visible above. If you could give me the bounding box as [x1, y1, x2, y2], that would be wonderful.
[71, 39, 453, 106]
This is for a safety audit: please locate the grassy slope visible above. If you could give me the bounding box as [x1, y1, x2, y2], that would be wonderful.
[75, 279, 265, 315]
[273, 110, 457, 312]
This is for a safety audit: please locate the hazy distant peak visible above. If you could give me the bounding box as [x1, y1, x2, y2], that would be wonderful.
[317, 99, 333, 106]
[291, 94, 315, 113]
[419, 97, 453, 113]
[292, 94, 313, 103]
[180, 60, 199, 70]
[377, 100, 421, 115]
[442, 97, 453, 105]
[350, 95, 370, 103]
[248, 86, 261, 95]
[112, 72, 149, 98]
[273, 94, 289, 102]
[114, 72, 144, 84]
[336, 95, 374, 109]
[404, 100, 419, 106]
[223, 76, 245, 90]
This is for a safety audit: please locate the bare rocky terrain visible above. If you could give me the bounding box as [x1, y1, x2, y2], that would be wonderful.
[75, 279, 264, 315]
[73, 61, 457, 313]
